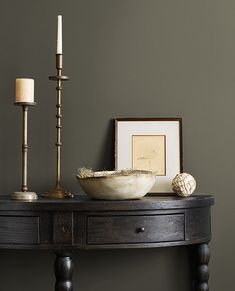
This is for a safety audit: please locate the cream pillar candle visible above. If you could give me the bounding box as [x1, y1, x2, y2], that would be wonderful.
[15, 78, 34, 103]
[57, 15, 62, 54]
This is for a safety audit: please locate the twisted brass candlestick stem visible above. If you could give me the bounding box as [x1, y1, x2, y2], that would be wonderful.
[12, 102, 37, 200]
[43, 54, 73, 199]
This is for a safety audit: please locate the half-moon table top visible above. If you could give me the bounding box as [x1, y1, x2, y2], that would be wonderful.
[0, 194, 214, 211]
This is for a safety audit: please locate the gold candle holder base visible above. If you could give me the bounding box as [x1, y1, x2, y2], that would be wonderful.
[42, 189, 73, 199]
[12, 191, 38, 201]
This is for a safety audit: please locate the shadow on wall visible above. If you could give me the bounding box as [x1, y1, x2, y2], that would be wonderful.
[96, 119, 115, 171]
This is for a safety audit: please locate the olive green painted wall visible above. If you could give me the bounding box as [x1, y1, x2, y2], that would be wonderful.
[0, 0, 232, 290]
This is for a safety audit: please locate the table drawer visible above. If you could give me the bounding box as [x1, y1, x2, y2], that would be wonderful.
[0, 216, 39, 244]
[87, 214, 185, 245]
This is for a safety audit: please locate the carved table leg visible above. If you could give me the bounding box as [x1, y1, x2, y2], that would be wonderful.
[54, 252, 73, 291]
[196, 243, 210, 291]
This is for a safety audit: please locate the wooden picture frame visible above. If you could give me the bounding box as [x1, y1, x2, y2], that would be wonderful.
[115, 118, 183, 194]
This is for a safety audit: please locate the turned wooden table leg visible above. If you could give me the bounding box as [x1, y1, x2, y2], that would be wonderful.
[196, 243, 210, 291]
[54, 252, 73, 291]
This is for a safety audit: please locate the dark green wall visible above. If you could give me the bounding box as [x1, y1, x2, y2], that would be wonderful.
[0, 0, 231, 290]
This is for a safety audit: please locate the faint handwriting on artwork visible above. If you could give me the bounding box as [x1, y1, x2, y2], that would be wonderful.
[132, 135, 166, 176]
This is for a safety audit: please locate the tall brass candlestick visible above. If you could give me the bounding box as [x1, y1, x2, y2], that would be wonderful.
[12, 102, 38, 200]
[43, 54, 73, 199]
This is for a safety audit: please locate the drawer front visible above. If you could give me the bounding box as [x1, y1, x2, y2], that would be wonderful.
[0, 216, 39, 244]
[87, 214, 185, 245]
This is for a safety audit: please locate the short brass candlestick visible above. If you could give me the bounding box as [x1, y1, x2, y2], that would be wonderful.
[43, 54, 73, 199]
[12, 102, 38, 200]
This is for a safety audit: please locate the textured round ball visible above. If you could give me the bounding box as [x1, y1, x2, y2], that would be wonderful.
[172, 173, 196, 197]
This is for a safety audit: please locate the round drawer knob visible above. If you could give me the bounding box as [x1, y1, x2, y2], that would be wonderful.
[137, 227, 145, 233]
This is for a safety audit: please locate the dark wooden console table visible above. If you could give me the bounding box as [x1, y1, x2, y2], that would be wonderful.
[0, 195, 214, 291]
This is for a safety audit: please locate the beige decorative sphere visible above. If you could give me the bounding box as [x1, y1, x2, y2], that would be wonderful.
[172, 173, 196, 197]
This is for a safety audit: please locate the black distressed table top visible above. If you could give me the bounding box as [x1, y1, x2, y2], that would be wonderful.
[0, 194, 214, 211]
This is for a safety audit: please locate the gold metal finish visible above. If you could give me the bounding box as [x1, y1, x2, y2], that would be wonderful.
[12, 102, 38, 201]
[43, 54, 73, 199]
[22, 105, 28, 191]
[12, 191, 38, 201]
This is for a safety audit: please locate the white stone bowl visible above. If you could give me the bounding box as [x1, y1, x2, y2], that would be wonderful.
[76, 170, 156, 200]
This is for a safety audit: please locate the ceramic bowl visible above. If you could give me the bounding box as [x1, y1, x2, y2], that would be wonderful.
[76, 170, 156, 200]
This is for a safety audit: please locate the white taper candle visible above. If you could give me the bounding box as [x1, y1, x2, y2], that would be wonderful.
[57, 15, 62, 54]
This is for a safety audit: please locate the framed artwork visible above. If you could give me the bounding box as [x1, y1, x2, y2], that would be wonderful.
[115, 118, 183, 193]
